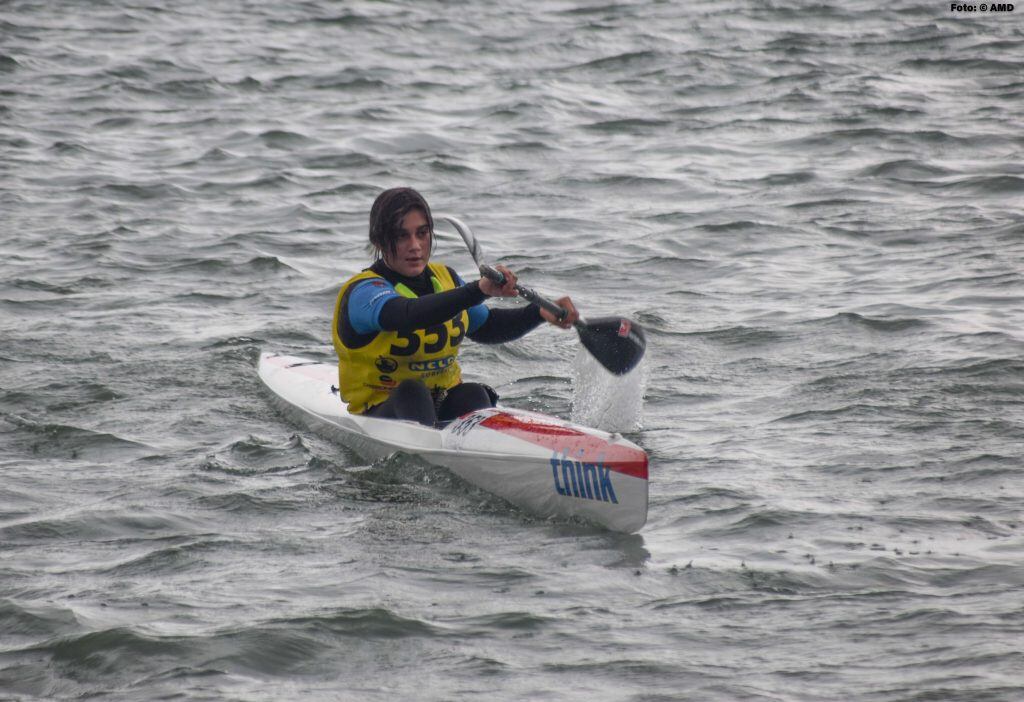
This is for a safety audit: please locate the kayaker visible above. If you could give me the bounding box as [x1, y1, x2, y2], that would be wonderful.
[332, 187, 579, 426]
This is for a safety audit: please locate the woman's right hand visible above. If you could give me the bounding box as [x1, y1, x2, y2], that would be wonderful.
[479, 264, 519, 297]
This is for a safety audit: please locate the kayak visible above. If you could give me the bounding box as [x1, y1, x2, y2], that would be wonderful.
[258, 352, 649, 532]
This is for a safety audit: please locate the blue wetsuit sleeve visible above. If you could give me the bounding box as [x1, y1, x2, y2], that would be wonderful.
[347, 279, 400, 334]
[453, 270, 490, 333]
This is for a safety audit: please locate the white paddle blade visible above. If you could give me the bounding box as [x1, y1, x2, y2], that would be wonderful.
[437, 214, 486, 267]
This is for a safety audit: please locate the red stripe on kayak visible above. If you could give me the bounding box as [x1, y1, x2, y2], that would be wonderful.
[482, 412, 584, 437]
[480, 413, 648, 480]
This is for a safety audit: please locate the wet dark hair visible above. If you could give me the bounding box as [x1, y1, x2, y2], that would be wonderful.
[368, 187, 434, 260]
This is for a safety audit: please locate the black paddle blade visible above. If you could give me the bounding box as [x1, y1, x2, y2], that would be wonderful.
[576, 316, 647, 375]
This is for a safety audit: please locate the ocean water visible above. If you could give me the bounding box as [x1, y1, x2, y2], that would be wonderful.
[2, 1, 1023, 700]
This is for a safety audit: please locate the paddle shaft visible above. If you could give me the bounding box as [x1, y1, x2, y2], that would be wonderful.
[438, 214, 645, 375]
[439, 216, 572, 324]
[479, 263, 578, 325]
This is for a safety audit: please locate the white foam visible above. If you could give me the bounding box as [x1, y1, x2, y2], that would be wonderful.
[570, 348, 647, 433]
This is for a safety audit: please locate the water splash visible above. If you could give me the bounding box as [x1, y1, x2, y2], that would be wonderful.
[570, 348, 647, 432]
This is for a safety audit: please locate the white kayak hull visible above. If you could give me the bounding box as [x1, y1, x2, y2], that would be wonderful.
[258, 353, 649, 532]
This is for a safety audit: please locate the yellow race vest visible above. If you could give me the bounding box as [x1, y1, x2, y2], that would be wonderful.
[332, 262, 468, 414]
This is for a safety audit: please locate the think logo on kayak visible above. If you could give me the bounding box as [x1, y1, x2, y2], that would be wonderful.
[550, 450, 618, 504]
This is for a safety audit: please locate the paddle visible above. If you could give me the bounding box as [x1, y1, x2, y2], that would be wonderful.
[438, 215, 646, 376]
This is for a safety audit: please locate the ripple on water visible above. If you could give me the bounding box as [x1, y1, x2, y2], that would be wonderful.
[2, 2, 1024, 700]
[0, 509, 199, 545]
[0, 415, 154, 461]
[201, 434, 312, 475]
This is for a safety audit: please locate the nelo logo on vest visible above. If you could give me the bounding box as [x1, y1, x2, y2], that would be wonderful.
[409, 356, 455, 372]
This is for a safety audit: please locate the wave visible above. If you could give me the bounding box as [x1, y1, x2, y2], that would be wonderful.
[557, 3, 642, 16]
[93, 114, 138, 129]
[0, 628, 214, 699]
[0, 600, 82, 639]
[69, 180, 186, 203]
[301, 152, 382, 170]
[307, 13, 378, 28]
[350, 132, 457, 155]
[859, 104, 927, 119]
[202, 335, 265, 349]
[171, 291, 259, 304]
[944, 357, 1024, 380]
[667, 487, 756, 507]
[569, 50, 662, 71]
[859, 159, 954, 180]
[1, 414, 154, 461]
[583, 117, 671, 133]
[900, 56, 1024, 73]
[772, 403, 894, 424]
[167, 146, 236, 168]
[735, 170, 817, 187]
[155, 77, 226, 98]
[780, 127, 977, 149]
[494, 139, 554, 152]
[0, 53, 20, 71]
[694, 219, 770, 232]
[427, 158, 480, 174]
[46, 140, 96, 156]
[3, 275, 110, 299]
[929, 174, 1024, 195]
[201, 434, 312, 475]
[96, 540, 227, 577]
[39, 381, 122, 411]
[785, 197, 872, 210]
[265, 606, 444, 639]
[807, 312, 931, 333]
[697, 325, 794, 347]
[167, 255, 300, 276]
[312, 75, 388, 91]
[0, 133, 28, 149]
[193, 490, 308, 514]
[308, 182, 382, 197]
[43, 626, 191, 673]
[196, 173, 299, 192]
[561, 174, 681, 190]
[7, 278, 76, 295]
[0, 509, 196, 544]
[883, 357, 1024, 383]
[692, 508, 826, 539]
[258, 129, 316, 148]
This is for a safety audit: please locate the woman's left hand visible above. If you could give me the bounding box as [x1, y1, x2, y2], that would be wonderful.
[540, 296, 579, 329]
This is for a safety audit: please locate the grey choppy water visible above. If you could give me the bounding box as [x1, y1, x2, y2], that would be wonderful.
[2, 1, 1023, 700]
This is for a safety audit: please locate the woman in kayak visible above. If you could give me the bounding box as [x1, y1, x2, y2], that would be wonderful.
[333, 187, 579, 426]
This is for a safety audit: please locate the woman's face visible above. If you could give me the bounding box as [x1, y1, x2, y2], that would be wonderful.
[383, 209, 431, 277]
